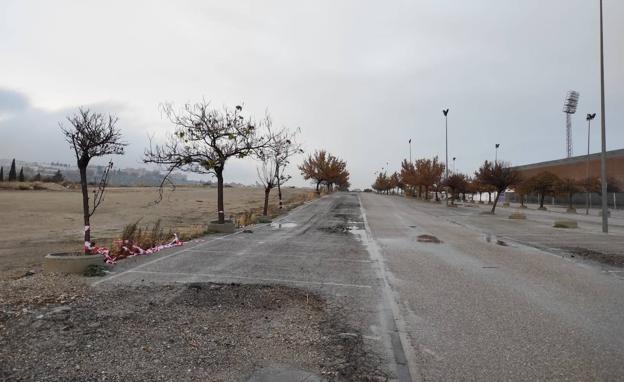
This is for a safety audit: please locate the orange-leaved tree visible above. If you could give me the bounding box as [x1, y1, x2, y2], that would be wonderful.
[475, 160, 522, 214]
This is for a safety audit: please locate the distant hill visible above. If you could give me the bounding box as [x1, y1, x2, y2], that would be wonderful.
[0, 159, 197, 187]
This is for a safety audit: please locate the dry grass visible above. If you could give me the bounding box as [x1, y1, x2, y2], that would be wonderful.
[0, 185, 313, 277]
[233, 190, 318, 227]
[119, 219, 173, 249]
[0, 181, 68, 191]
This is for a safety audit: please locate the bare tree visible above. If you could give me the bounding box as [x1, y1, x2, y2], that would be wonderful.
[60, 108, 125, 253]
[256, 156, 278, 216]
[261, 124, 302, 210]
[144, 101, 269, 224]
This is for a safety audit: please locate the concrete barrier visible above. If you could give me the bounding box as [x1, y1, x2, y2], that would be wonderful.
[509, 212, 527, 219]
[43, 253, 104, 274]
[256, 216, 272, 223]
[207, 220, 236, 233]
[553, 219, 578, 228]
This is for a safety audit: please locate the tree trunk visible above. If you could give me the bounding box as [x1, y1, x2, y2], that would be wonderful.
[263, 187, 271, 216]
[277, 178, 283, 211]
[216, 170, 225, 224]
[487, 192, 492, 203]
[491, 188, 502, 213]
[520, 194, 525, 207]
[316, 181, 321, 194]
[79, 165, 91, 254]
[569, 192, 573, 210]
[276, 162, 283, 210]
[539, 193, 545, 208]
[424, 186, 429, 200]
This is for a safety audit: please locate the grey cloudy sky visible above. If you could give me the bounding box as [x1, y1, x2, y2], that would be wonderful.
[1, 0, 622, 188]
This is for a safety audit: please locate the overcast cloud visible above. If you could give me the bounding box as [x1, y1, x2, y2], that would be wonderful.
[0, 0, 622, 188]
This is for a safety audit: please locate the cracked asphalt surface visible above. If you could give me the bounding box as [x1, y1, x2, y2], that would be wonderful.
[95, 192, 624, 381]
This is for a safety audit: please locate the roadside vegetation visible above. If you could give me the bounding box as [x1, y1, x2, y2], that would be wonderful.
[370, 152, 620, 215]
[298, 150, 351, 193]
[1, 99, 354, 268]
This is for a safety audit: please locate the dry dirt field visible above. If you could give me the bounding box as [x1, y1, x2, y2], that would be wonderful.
[0, 185, 314, 277]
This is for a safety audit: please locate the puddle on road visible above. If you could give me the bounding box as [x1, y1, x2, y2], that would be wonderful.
[319, 219, 365, 235]
[319, 223, 351, 234]
[484, 233, 507, 246]
[417, 234, 442, 244]
[270, 222, 297, 229]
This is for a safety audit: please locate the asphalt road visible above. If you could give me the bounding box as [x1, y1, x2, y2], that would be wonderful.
[360, 193, 624, 381]
[95, 192, 624, 381]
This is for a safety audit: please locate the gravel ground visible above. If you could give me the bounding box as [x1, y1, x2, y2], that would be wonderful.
[563, 246, 624, 267]
[0, 273, 388, 381]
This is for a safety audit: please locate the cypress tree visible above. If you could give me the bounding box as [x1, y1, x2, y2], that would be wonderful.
[8, 159, 17, 181]
[0, 166, 3, 181]
[51, 169, 64, 183]
[18, 167, 25, 182]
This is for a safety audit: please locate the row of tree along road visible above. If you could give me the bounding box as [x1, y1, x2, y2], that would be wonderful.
[55, 101, 349, 255]
[372, 157, 620, 214]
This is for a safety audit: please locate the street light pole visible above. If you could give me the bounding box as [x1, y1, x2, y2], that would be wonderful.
[443, 109, 449, 180]
[452, 157, 456, 174]
[495, 143, 500, 164]
[586, 113, 596, 215]
[599, 0, 608, 233]
[409, 139, 412, 163]
[443, 109, 449, 206]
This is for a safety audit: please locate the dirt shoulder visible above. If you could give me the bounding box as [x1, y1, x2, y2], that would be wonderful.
[0, 274, 387, 381]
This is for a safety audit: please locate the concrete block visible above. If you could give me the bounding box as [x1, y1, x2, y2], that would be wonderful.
[509, 212, 526, 219]
[43, 253, 104, 274]
[553, 219, 578, 228]
[207, 220, 236, 233]
[256, 216, 272, 223]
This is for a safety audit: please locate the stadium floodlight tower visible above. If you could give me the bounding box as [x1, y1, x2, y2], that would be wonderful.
[563, 90, 580, 158]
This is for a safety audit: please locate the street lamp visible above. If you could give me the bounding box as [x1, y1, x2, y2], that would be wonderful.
[443, 108, 450, 206]
[443, 109, 449, 180]
[495, 143, 500, 164]
[585, 113, 596, 215]
[599, 0, 608, 233]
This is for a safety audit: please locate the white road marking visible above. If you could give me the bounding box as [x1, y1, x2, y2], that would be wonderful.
[125, 269, 372, 289]
[358, 195, 420, 382]
[91, 231, 243, 286]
